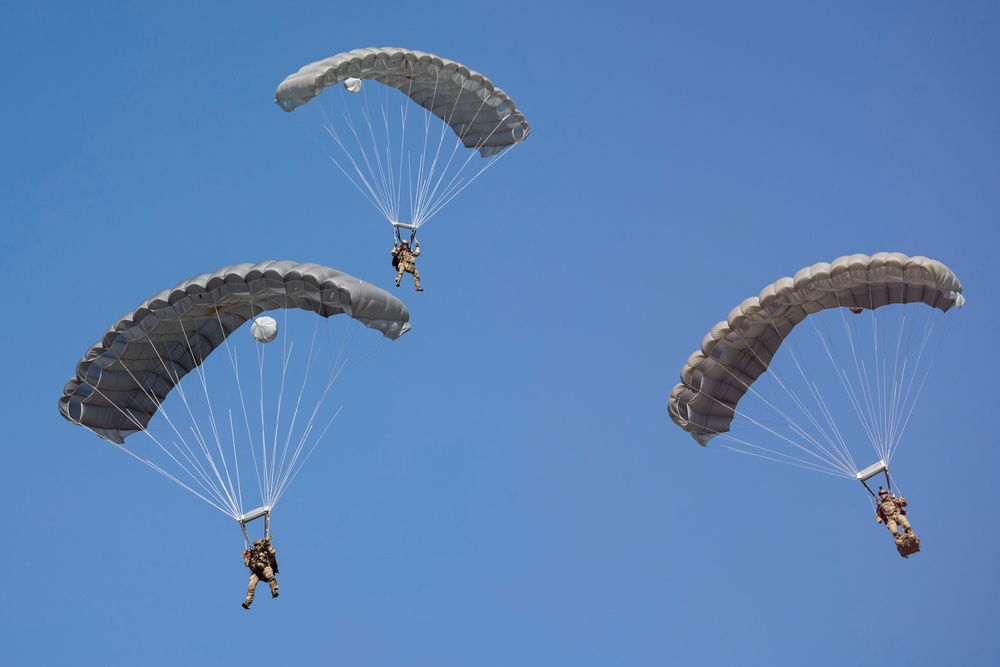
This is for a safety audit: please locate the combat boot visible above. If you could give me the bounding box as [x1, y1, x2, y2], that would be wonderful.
[242, 600, 251, 610]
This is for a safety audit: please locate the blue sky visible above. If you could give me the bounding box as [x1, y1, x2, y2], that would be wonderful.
[3, 2, 998, 665]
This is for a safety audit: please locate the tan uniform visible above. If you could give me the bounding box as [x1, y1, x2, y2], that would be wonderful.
[242, 539, 279, 608]
[876, 495, 912, 544]
[392, 242, 422, 291]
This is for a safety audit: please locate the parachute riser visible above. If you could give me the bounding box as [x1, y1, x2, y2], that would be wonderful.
[857, 460, 894, 499]
[392, 222, 418, 247]
[239, 505, 272, 545]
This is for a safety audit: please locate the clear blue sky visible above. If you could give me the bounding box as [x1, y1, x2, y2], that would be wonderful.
[3, 2, 998, 665]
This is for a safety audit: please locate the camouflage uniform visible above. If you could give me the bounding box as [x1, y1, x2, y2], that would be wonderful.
[875, 492, 912, 545]
[392, 241, 422, 291]
[242, 538, 279, 609]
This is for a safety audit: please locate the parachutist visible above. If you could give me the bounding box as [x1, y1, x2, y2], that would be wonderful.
[876, 488, 920, 558]
[392, 239, 423, 291]
[242, 536, 279, 609]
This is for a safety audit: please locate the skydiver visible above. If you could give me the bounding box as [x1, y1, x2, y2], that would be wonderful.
[392, 238, 423, 291]
[242, 536, 279, 609]
[875, 488, 918, 556]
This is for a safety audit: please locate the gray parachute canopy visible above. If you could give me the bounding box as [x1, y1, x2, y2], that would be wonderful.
[59, 261, 410, 444]
[275, 46, 530, 157]
[668, 253, 964, 445]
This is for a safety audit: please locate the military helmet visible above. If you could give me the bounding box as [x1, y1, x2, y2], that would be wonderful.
[878, 488, 889, 495]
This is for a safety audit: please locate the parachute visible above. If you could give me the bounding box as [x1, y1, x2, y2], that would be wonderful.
[275, 47, 530, 234]
[59, 261, 410, 529]
[668, 253, 963, 481]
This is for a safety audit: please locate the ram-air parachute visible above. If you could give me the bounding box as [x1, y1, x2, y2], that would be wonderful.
[275, 47, 530, 240]
[668, 253, 963, 484]
[59, 261, 409, 535]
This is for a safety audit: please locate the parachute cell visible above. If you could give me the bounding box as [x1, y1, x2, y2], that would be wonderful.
[59, 260, 409, 444]
[275, 46, 530, 156]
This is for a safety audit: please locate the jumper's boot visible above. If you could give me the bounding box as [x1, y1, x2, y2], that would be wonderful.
[242, 598, 252, 610]
[269, 579, 280, 598]
[414, 273, 423, 292]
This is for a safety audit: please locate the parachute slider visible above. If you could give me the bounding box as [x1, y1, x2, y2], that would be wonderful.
[391, 222, 418, 231]
[857, 460, 889, 482]
[239, 505, 271, 525]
